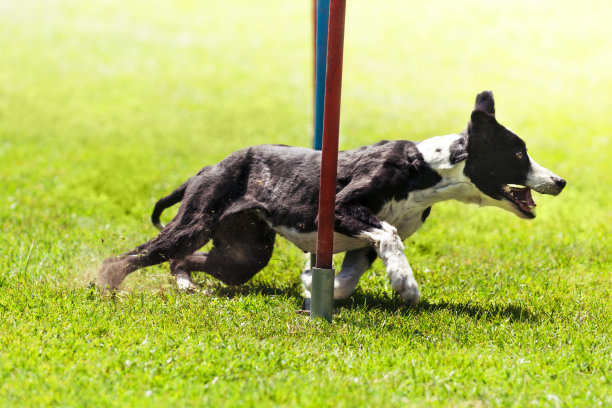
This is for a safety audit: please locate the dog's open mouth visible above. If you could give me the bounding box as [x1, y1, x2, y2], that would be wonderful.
[503, 184, 536, 217]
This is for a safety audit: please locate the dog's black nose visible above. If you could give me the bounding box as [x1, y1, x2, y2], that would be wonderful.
[554, 177, 566, 191]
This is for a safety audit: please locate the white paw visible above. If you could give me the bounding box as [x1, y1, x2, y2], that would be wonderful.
[175, 275, 199, 292]
[391, 275, 420, 306]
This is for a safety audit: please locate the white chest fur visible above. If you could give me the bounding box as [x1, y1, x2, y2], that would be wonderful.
[375, 197, 429, 240]
[375, 178, 476, 239]
[376, 133, 488, 238]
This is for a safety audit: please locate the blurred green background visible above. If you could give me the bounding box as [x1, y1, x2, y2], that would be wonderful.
[1, 1, 610, 406]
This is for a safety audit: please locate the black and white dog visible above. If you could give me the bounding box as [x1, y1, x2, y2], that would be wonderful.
[98, 91, 565, 305]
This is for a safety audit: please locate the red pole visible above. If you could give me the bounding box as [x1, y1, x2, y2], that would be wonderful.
[316, 0, 346, 270]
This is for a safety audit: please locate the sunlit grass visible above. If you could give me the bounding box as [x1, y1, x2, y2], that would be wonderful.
[1, 0, 610, 406]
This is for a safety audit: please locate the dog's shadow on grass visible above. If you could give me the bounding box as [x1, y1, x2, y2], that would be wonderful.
[201, 280, 540, 323]
[198, 278, 304, 300]
[337, 292, 541, 323]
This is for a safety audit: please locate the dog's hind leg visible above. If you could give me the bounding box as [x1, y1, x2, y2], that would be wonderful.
[97, 220, 211, 292]
[169, 211, 276, 287]
[169, 252, 206, 291]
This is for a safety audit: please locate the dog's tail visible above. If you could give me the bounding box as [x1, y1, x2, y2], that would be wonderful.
[151, 179, 191, 231]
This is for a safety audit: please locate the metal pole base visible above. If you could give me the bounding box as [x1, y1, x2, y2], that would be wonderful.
[310, 267, 334, 322]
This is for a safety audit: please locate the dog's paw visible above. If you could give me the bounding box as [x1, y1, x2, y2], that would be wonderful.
[97, 257, 126, 293]
[391, 275, 420, 307]
[174, 273, 200, 292]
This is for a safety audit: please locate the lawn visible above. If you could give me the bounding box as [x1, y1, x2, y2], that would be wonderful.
[1, 0, 611, 406]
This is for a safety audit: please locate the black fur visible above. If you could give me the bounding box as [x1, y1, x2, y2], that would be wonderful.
[151, 178, 191, 230]
[421, 207, 432, 222]
[98, 90, 565, 297]
[152, 140, 441, 241]
[464, 107, 529, 202]
[474, 90, 495, 115]
[97, 140, 442, 290]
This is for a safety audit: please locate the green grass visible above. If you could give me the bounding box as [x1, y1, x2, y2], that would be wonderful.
[1, 0, 611, 406]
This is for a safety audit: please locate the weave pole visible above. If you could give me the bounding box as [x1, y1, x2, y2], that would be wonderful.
[310, 0, 347, 322]
[305, 0, 329, 314]
[313, 0, 330, 151]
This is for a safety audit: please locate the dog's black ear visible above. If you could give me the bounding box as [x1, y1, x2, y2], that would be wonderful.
[474, 91, 495, 115]
[468, 110, 497, 146]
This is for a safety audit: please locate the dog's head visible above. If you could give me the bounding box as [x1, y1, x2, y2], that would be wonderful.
[462, 91, 566, 219]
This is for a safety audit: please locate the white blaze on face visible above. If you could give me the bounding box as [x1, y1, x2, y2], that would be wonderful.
[525, 156, 565, 195]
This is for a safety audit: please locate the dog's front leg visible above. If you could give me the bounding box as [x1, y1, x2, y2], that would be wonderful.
[334, 204, 420, 305]
[357, 221, 420, 306]
[301, 247, 376, 300]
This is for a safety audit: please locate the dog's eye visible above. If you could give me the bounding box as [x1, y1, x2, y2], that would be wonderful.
[516, 151, 523, 159]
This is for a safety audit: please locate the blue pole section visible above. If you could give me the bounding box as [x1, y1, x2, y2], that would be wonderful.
[314, 0, 330, 151]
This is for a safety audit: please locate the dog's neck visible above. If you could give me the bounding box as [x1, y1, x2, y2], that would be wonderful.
[416, 133, 492, 207]
[376, 134, 482, 239]
[418, 132, 467, 172]
[416, 132, 517, 211]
